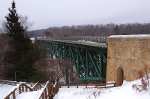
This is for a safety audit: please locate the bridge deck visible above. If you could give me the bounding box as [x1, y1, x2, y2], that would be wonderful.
[37, 38, 106, 48]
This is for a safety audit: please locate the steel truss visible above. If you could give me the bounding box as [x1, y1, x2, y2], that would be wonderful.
[37, 40, 107, 82]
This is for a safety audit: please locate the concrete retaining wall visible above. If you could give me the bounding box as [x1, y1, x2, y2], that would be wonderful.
[107, 35, 150, 83]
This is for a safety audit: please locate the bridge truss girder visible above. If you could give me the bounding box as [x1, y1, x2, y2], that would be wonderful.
[38, 40, 107, 82]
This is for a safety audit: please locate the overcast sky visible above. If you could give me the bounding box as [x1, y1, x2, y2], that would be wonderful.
[0, 0, 150, 30]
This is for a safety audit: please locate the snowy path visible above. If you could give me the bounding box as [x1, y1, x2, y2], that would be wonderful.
[0, 84, 17, 99]
[16, 89, 42, 99]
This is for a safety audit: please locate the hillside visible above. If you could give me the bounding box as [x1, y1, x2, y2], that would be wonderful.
[28, 23, 150, 43]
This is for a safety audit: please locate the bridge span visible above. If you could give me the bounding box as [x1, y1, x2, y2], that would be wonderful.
[37, 39, 107, 82]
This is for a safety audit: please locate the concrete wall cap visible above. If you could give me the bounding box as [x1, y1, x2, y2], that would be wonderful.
[108, 34, 150, 39]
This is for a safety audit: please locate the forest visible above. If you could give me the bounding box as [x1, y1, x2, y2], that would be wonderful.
[29, 23, 150, 42]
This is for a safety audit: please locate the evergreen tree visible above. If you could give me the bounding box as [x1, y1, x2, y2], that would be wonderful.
[5, 1, 38, 81]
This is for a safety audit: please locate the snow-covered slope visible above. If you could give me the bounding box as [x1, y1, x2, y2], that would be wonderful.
[0, 84, 17, 99]
[1, 79, 150, 99]
[16, 90, 42, 99]
[54, 79, 150, 99]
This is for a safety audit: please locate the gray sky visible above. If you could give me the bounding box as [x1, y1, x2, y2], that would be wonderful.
[0, 0, 150, 30]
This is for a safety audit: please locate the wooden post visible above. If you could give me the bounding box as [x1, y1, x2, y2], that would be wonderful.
[44, 89, 47, 99]
[19, 86, 21, 94]
[86, 83, 87, 88]
[42, 93, 45, 99]
[4, 96, 9, 99]
[25, 85, 27, 92]
[12, 91, 16, 99]
[22, 86, 24, 92]
[48, 84, 52, 96]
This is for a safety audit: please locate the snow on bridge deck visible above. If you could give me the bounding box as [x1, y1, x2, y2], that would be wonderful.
[37, 38, 107, 48]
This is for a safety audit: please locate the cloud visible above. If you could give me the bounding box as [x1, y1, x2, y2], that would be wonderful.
[0, 0, 150, 30]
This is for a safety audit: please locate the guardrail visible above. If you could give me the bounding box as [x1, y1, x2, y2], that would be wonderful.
[31, 81, 43, 91]
[0, 80, 19, 86]
[4, 88, 18, 99]
[4, 81, 116, 99]
[38, 81, 60, 99]
[60, 82, 116, 88]
[4, 81, 43, 99]
[38, 82, 116, 99]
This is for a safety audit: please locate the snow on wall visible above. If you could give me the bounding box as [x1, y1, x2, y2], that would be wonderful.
[108, 34, 150, 39]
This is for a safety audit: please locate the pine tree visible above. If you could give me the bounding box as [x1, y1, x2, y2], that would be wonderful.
[5, 1, 38, 81]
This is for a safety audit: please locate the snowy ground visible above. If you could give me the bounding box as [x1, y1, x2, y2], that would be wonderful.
[1, 79, 150, 99]
[54, 79, 150, 99]
[16, 90, 42, 99]
[0, 83, 42, 99]
[0, 84, 18, 99]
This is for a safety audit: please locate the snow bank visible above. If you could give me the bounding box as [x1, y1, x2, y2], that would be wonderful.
[16, 90, 42, 99]
[0, 84, 17, 99]
[54, 80, 150, 99]
[54, 87, 98, 99]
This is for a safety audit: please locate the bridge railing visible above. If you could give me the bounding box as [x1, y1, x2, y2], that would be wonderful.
[4, 80, 116, 99]
[4, 81, 42, 99]
[0, 80, 19, 86]
[31, 81, 43, 91]
[4, 88, 17, 99]
[38, 81, 60, 99]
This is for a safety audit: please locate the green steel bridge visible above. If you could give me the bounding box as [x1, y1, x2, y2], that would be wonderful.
[37, 39, 107, 82]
